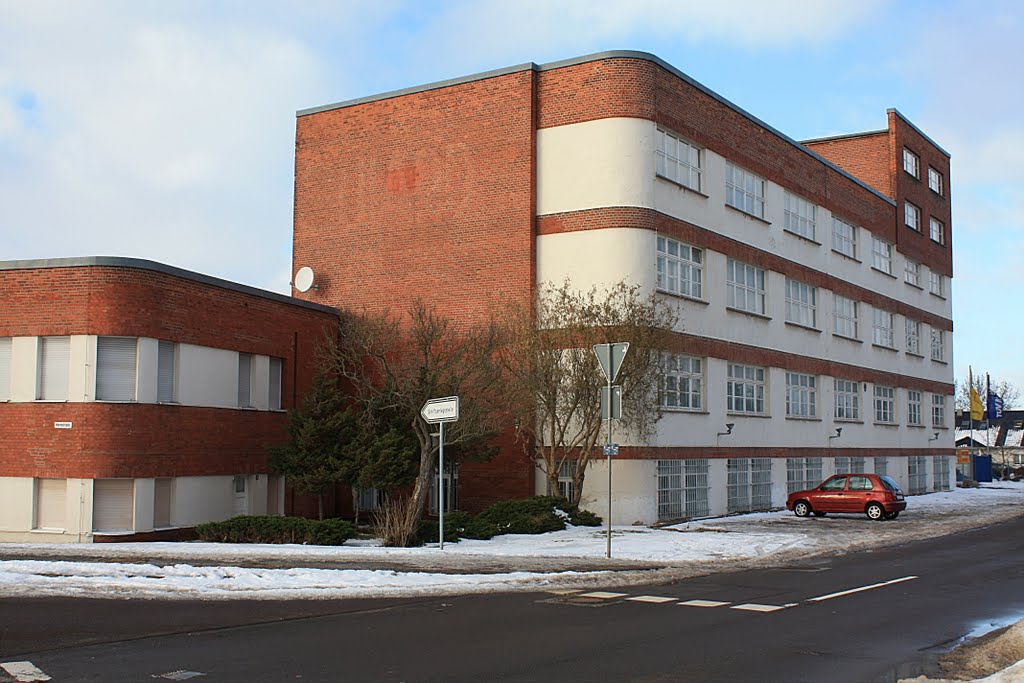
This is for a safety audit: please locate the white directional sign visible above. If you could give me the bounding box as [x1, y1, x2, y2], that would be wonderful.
[593, 342, 629, 384]
[421, 396, 460, 424]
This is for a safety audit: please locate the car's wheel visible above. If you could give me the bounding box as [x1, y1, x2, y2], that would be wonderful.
[866, 503, 885, 520]
[794, 501, 811, 517]
[813, 511, 827, 517]
[885, 511, 900, 520]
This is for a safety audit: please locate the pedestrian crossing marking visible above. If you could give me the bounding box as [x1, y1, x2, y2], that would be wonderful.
[678, 599, 731, 608]
[578, 591, 628, 599]
[544, 588, 582, 595]
[0, 661, 51, 682]
[625, 595, 677, 603]
[731, 603, 786, 612]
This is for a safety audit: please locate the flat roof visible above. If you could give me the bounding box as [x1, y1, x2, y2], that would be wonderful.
[297, 50, 901, 207]
[0, 256, 338, 315]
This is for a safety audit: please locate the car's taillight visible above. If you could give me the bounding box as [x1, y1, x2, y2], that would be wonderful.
[883, 491, 895, 502]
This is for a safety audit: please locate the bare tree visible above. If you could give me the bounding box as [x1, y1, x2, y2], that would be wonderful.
[954, 372, 1021, 412]
[502, 280, 678, 504]
[322, 301, 509, 546]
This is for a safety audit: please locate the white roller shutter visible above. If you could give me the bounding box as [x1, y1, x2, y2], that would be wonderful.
[93, 479, 134, 531]
[38, 336, 70, 400]
[269, 357, 282, 410]
[154, 478, 173, 528]
[0, 337, 11, 401]
[237, 353, 252, 407]
[96, 337, 137, 401]
[35, 479, 66, 530]
[157, 341, 176, 403]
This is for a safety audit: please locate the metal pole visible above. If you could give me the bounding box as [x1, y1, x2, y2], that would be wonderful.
[606, 375, 613, 559]
[439, 421, 445, 550]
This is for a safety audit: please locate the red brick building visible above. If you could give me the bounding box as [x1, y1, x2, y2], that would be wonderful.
[0, 257, 336, 542]
[293, 51, 955, 523]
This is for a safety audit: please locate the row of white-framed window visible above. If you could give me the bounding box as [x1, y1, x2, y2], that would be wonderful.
[660, 353, 948, 426]
[656, 129, 949, 293]
[0, 336, 282, 410]
[656, 236, 948, 361]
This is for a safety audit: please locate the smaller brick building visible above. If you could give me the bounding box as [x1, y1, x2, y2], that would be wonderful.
[0, 257, 337, 542]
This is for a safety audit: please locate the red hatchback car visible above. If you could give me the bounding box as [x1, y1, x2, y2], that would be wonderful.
[786, 473, 906, 521]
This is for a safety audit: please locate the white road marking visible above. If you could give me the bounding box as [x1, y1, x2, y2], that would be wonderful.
[678, 599, 731, 608]
[578, 591, 628, 599]
[807, 576, 918, 603]
[544, 589, 582, 595]
[0, 661, 51, 682]
[731, 603, 786, 612]
[626, 595, 677, 603]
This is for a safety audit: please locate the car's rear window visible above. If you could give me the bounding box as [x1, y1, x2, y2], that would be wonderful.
[881, 476, 902, 491]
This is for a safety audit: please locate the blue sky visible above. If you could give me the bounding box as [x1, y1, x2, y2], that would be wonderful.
[1, 0, 1021, 391]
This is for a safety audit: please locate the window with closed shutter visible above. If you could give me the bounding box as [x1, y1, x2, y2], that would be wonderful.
[38, 336, 70, 400]
[35, 478, 66, 530]
[269, 357, 283, 410]
[157, 340, 176, 403]
[154, 478, 173, 528]
[93, 479, 134, 531]
[0, 337, 11, 401]
[238, 353, 252, 408]
[96, 337, 137, 401]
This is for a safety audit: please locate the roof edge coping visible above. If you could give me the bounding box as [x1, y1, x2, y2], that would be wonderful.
[888, 108, 952, 158]
[0, 256, 339, 315]
[800, 129, 889, 145]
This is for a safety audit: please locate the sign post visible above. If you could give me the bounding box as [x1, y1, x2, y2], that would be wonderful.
[421, 396, 460, 550]
[593, 342, 629, 559]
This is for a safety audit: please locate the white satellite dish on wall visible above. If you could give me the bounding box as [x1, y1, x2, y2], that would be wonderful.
[294, 266, 316, 293]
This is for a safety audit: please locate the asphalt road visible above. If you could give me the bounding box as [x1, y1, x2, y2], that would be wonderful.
[2, 517, 1023, 683]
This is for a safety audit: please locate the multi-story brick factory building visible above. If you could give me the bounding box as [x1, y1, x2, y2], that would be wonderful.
[292, 50, 955, 524]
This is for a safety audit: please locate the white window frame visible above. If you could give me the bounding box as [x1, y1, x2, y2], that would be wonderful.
[658, 459, 710, 520]
[785, 279, 817, 328]
[904, 201, 921, 232]
[834, 379, 860, 420]
[932, 394, 946, 427]
[833, 294, 859, 339]
[728, 458, 772, 513]
[655, 128, 702, 192]
[786, 372, 817, 418]
[928, 167, 943, 195]
[931, 328, 945, 362]
[727, 363, 766, 415]
[903, 147, 920, 178]
[660, 353, 703, 411]
[557, 460, 576, 502]
[0, 337, 10, 401]
[906, 319, 922, 355]
[725, 163, 765, 219]
[832, 217, 857, 259]
[786, 457, 823, 494]
[96, 336, 138, 402]
[37, 336, 70, 401]
[656, 236, 703, 299]
[871, 236, 894, 275]
[930, 217, 945, 244]
[874, 385, 896, 424]
[929, 271, 946, 297]
[726, 258, 766, 315]
[904, 258, 921, 287]
[872, 308, 895, 348]
[908, 389, 923, 426]
[783, 192, 816, 240]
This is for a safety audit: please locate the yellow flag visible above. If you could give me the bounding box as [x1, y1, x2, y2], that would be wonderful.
[969, 367, 984, 421]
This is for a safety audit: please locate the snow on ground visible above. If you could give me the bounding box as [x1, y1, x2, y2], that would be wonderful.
[0, 482, 1020, 601]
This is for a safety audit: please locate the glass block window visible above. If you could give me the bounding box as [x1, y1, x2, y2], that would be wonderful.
[785, 279, 817, 328]
[908, 389, 923, 426]
[727, 363, 766, 415]
[787, 457, 823, 494]
[874, 385, 896, 423]
[928, 167, 943, 195]
[835, 379, 860, 420]
[786, 372, 816, 418]
[930, 217, 945, 244]
[656, 236, 703, 298]
[832, 217, 857, 259]
[931, 329, 945, 361]
[726, 163, 765, 219]
[728, 458, 772, 513]
[872, 236, 894, 275]
[660, 353, 703, 411]
[784, 192, 816, 240]
[726, 258, 766, 315]
[658, 459, 710, 521]
[906, 319, 921, 355]
[656, 128, 702, 191]
[905, 259, 921, 287]
[833, 295, 859, 338]
[903, 148, 920, 177]
[905, 201, 921, 231]
[932, 394, 946, 427]
[872, 308, 895, 348]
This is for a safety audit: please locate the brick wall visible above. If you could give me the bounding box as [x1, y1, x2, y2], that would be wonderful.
[804, 132, 893, 199]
